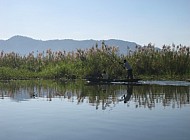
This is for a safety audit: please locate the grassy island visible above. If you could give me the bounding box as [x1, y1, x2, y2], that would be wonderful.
[0, 42, 189, 81]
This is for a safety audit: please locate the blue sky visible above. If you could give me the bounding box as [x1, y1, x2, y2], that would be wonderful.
[0, 0, 190, 47]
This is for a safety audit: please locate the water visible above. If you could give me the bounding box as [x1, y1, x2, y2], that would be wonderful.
[0, 80, 190, 140]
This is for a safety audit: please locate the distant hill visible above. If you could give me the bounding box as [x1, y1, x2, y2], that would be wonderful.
[0, 35, 140, 55]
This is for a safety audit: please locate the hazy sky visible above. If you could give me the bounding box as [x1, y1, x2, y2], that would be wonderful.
[0, 0, 190, 47]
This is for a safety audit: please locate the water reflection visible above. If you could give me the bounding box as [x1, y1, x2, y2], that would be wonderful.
[119, 85, 133, 104]
[0, 80, 189, 110]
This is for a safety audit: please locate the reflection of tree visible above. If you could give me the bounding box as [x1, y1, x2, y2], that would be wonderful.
[0, 80, 189, 109]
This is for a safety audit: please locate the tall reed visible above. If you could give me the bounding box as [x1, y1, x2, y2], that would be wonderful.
[0, 42, 189, 80]
[131, 43, 190, 78]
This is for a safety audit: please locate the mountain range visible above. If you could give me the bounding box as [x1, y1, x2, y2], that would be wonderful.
[0, 35, 140, 55]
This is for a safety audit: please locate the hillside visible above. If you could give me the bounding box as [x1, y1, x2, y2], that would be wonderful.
[0, 35, 140, 55]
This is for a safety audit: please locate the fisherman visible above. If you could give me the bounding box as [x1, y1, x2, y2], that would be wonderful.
[122, 59, 133, 79]
[101, 70, 108, 79]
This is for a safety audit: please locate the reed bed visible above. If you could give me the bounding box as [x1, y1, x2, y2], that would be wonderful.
[0, 42, 189, 80]
[132, 43, 190, 79]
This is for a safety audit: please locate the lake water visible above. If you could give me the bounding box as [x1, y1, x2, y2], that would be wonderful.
[0, 80, 190, 140]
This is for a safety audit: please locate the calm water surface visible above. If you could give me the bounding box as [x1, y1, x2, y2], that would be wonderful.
[0, 80, 190, 140]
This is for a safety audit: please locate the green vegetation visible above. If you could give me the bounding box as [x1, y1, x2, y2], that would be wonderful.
[133, 43, 190, 80]
[0, 42, 189, 80]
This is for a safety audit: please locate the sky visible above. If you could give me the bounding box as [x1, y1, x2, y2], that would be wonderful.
[0, 0, 190, 47]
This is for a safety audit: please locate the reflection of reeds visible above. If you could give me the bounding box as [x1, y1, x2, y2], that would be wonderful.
[0, 42, 189, 79]
[0, 80, 189, 109]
